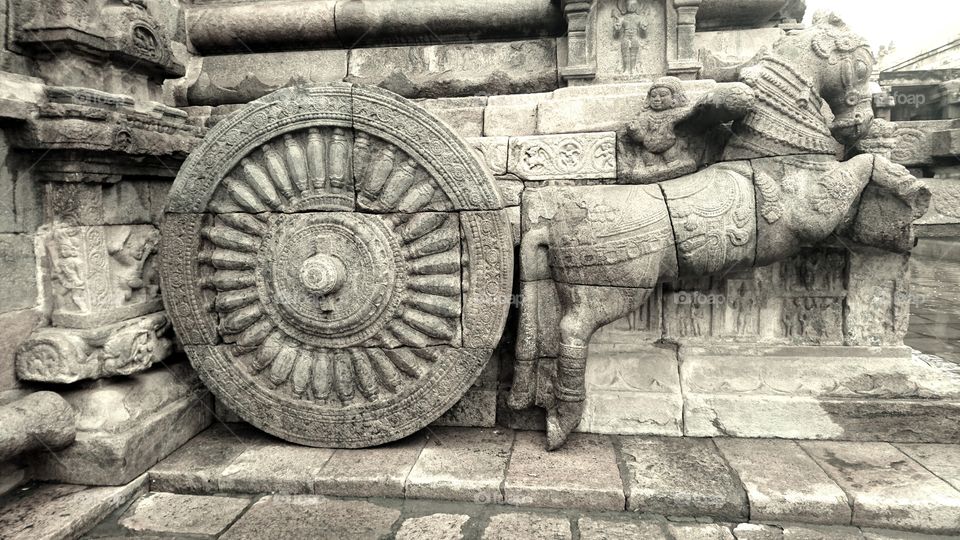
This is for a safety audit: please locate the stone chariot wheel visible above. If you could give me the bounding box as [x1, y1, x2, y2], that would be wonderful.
[159, 84, 513, 447]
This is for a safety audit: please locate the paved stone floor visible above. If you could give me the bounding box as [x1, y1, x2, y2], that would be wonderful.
[4, 424, 960, 539]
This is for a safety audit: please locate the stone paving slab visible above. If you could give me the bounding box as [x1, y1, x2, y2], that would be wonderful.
[896, 443, 960, 491]
[218, 439, 334, 494]
[482, 512, 572, 540]
[149, 423, 264, 494]
[504, 431, 624, 511]
[802, 441, 960, 534]
[406, 427, 513, 503]
[620, 436, 748, 520]
[396, 513, 470, 540]
[219, 495, 401, 540]
[118, 492, 249, 536]
[0, 475, 146, 540]
[315, 433, 427, 498]
[715, 438, 851, 525]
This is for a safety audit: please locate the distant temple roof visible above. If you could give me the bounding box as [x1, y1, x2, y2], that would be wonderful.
[880, 38, 960, 87]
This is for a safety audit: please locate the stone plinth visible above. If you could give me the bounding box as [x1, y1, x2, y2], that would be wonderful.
[28, 360, 213, 485]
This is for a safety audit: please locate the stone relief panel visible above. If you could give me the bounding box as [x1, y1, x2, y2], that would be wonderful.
[160, 84, 513, 448]
[591, 0, 668, 82]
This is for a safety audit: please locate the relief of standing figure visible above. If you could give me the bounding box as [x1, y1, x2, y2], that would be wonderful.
[611, 0, 647, 75]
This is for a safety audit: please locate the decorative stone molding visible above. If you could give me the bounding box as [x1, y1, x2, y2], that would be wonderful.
[508, 132, 617, 181]
[16, 313, 172, 383]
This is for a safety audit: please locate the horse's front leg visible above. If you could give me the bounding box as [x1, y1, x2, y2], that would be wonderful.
[547, 284, 651, 450]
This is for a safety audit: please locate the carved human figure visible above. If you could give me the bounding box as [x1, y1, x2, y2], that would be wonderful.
[49, 227, 88, 312]
[611, 0, 647, 75]
[626, 77, 698, 179]
[509, 13, 932, 450]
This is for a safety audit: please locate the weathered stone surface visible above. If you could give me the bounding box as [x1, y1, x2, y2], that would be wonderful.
[620, 436, 748, 520]
[150, 423, 265, 494]
[578, 341, 682, 436]
[782, 524, 865, 539]
[507, 132, 617, 181]
[433, 388, 498, 428]
[715, 439, 851, 524]
[483, 93, 545, 136]
[0, 233, 36, 312]
[687, 391, 960, 443]
[733, 523, 785, 539]
[406, 427, 512, 503]
[187, 50, 348, 106]
[802, 441, 960, 534]
[186, 0, 563, 54]
[668, 522, 738, 539]
[695, 28, 785, 65]
[482, 512, 571, 540]
[915, 178, 960, 227]
[397, 513, 470, 540]
[0, 309, 41, 391]
[347, 39, 558, 99]
[420, 97, 487, 138]
[468, 137, 510, 175]
[0, 476, 146, 540]
[220, 496, 400, 540]
[504, 431, 624, 510]
[31, 363, 213, 485]
[119, 492, 249, 536]
[578, 517, 667, 539]
[0, 390, 76, 462]
[220, 440, 334, 494]
[897, 443, 960, 492]
[315, 433, 426, 498]
[0, 461, 27, 498]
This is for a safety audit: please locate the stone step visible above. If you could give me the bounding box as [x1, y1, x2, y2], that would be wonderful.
[147, 424, 960, 535]
[85, 491, 960, 540]
[0, 474, 146, 540]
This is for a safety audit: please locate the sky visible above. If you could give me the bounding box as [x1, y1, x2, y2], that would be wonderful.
[802, 0, 959, 68]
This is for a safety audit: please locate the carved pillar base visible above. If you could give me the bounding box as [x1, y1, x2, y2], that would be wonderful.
[560, 0, 597, 84]
[16, 312, 172, 384]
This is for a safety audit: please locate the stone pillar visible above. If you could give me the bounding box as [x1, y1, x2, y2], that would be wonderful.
[0, 391, 76, 462]
[669, 0, 703, 79]
[560, 0, 597, 83]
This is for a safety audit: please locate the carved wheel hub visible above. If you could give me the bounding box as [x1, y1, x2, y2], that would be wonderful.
[260, 213, 403, 347]
[159, 84, 512, 448]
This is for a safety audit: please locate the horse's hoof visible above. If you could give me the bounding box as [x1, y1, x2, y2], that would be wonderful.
[545, 401, 584, 451]
[507, 389, 533, 411]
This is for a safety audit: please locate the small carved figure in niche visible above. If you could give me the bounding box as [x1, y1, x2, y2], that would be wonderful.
[49, 227, 88, 312]
[690, 296, 706, 337]
[781, 298, 799, 337]
[731, 282, 756, 336]
[626, 77, 698, 181]
[611, 0, 647, 75]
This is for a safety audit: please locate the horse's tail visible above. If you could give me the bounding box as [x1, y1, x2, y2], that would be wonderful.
[510, 224, 553, 410]
[519, 225, 551, 281]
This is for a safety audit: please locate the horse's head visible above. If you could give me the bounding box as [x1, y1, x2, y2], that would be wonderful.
[809, 13, 876, 145]
[773, 12, 876, 146]
[810, 13, 876, 145]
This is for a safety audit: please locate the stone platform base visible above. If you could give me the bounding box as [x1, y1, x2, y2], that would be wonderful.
[144, 424, 960, 535]
[501, 345, 960, 444]
[29, 359, 213, 486]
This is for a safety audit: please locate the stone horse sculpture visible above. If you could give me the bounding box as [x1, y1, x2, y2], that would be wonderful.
[508, 14, 932, 450]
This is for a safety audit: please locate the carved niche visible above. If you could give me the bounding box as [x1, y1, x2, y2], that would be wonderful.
[161, 84, 513, 448]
